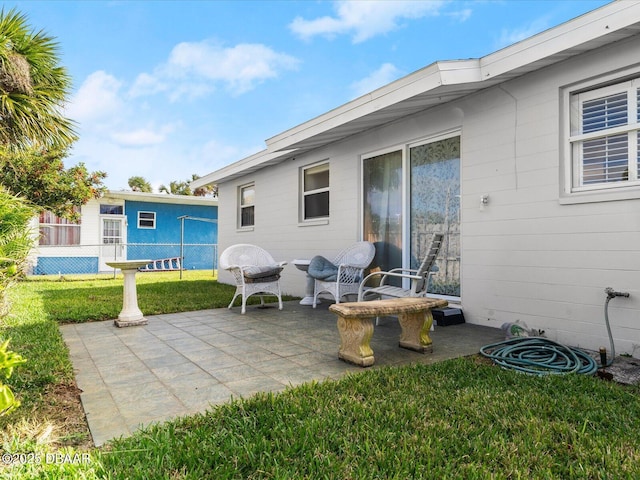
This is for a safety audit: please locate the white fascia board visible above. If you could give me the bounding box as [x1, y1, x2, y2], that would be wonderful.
[266, 59, 482, 153]
[190, 149, 297, 187]
[480, 1, 640, 79]
[105, 191, 217, 206]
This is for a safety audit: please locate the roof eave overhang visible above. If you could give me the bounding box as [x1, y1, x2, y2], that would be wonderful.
[104, 190, 218, 206]
[195, 1, 640, 186]
[190, 149, 298, 188]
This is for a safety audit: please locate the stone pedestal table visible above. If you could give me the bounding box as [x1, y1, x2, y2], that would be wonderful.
[106, 260, 152, 327]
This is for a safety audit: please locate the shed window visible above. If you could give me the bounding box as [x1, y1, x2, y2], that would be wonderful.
[138, 211, 156, 229]
[301, 162, 329, 220]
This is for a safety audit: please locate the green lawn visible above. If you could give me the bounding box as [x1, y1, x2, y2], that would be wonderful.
[22, 270, 235, 323]
[1, 272, 640, 478]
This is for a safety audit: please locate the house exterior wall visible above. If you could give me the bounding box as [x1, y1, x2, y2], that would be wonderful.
[30, 199, 107, 274]
[124, 200, 218, 270]
[31, 196, 218, 274]
[218, 34, 640, 356]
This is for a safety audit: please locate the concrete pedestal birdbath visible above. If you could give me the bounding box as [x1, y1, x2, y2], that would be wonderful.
[106, 260, 152, 327]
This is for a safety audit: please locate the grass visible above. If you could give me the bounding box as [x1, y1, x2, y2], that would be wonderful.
[95, 358, 640, 479]
[1, 271, 640, 478]
[21, 270, 234, 323]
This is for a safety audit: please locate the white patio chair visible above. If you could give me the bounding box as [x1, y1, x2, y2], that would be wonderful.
[357, 233, 444, 302]
[312, 241, 375, 308]
[219, 244, 287, 314]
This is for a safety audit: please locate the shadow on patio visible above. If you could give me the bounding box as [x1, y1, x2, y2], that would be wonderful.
[61, 300, 504, 447]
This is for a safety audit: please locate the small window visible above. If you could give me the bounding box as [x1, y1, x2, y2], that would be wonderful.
[567, 77, 640, 195]
[100, 204, 123, 215]
[138, 211, 156, 229]
[239, 184, 255, 228]
[38, 210, 81, 246]
[301, 162, 329, 220]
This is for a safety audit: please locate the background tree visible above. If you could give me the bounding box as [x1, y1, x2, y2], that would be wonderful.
[128, 176, 153, 193]
[159, 180, 191, 196]
[0, 8, 76, 150]
[191, 174, 217, 197]
[0, 148, 106, 221]
[160, 174, 218, 197]
[0, 9, 105, 220]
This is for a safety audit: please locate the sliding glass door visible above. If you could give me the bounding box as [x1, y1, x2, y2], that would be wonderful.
[410, 136, 460, 296]
[363, 150, 403, 276]
[362, 134, 461, 298]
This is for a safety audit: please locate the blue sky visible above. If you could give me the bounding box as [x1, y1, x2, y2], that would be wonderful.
[8, 0, 610, 191]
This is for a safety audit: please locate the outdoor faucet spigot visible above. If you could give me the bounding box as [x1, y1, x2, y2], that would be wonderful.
[605, 287, 630, 299]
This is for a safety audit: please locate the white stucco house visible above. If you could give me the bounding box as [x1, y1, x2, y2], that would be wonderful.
[193, 1, 640, 356]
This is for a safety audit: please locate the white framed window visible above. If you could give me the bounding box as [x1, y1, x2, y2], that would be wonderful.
[137, 211, 156, 229]
[99, 204, 123, 215]
[38, 210, 80, 246]
[300, 162, 329, 221]
[564, 74, 640, 201]
[239, 183, 255, 228]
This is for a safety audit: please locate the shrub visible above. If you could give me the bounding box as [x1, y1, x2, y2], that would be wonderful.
[0, 187, 34, 317]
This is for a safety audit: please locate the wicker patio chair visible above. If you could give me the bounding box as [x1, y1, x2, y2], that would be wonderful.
[219, 244, 287, 314]
[312, 241, 375, 308]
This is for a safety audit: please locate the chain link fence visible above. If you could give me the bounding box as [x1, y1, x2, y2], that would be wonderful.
[29, 243, 218, 276]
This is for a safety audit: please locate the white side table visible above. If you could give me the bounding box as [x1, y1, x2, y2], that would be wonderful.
[292, 259, 314, 306]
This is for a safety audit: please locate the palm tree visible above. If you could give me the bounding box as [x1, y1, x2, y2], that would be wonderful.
[191, 174, 217, 197]
[128, 176, 153, 193]
[0, 8, 76, 150]
[159, 180, 191, 195]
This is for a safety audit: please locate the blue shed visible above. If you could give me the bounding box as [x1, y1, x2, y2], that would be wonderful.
[32, 191, 218, 274]
[123, 196, 218, 270]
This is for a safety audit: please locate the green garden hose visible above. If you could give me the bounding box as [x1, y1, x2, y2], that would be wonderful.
[480, 337, 598, 376]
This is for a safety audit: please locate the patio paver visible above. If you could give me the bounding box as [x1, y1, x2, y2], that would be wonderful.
[61, 301, 504, 447]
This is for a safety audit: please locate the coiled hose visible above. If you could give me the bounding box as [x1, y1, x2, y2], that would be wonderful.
[480, 337, 598, 376]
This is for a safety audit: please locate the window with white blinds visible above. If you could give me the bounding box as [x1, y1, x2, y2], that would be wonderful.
[570, 79, 640, 191]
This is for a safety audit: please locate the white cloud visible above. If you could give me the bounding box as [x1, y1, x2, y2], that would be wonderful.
[129, 72, 167, 98]
[110, 124, 176, 148]
[198, 139, 266, 174]
[289, 0, 447, 43]
[66, 71, 124, 122]
[449, 8, 471, 23]
[497, 16, 551, 49]
[130, 41, 300, 99]
[350, 63, 403, 98]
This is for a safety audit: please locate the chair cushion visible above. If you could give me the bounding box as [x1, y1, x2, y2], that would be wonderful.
[243, 265, 283, 281]
[244, 274, 280, 284]
[308, 255, 338, 282]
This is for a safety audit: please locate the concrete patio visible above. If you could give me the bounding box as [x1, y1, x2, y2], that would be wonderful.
[61, 300, 504, 447]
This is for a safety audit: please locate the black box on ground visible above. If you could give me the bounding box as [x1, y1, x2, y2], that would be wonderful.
[432, 307, 465, 326]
